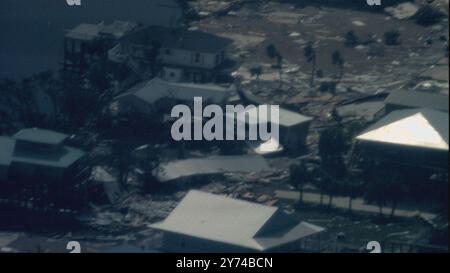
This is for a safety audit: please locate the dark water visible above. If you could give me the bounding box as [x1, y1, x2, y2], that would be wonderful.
[0, 0, 182, 79]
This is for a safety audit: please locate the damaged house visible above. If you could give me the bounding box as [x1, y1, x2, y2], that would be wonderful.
[0, 128, 90, 210]
[63, 21, 140, 74]
[113, 77, 237, 115]
[150, 190, 325, 252]
[154, 155, 270, 188]
[110, 25, 234, 82]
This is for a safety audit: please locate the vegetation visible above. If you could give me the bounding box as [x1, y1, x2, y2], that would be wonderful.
[303, 41, 317, 89]
[266, 44, 283, 86]
[384, 30, 401, 46]
[344, 31, 359, 48]
[289, 163, 310, 202]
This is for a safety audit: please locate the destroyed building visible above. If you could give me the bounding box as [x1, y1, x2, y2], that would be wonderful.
[113, 77, 237, 115]
[150, 190, 325, 252]
[0, 128, 90, 210]
[154, 155, 270, 188]
[110, 25, 234, 82]
[63, 21, 140, 74]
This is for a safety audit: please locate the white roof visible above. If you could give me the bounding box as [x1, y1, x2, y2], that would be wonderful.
[150, 190, 325, 251]
[356, 108, 449, 151]
[117, 78, 235, 106]
[227, 105, 312, 128]
[156, 155, 270, 182]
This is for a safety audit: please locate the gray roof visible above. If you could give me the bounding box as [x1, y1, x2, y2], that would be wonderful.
[155, 155, 270, 182]
[385, 90, 449, 112]
[228, 106, 313, 128]
[122, 25, 233, 53]
[66, 21, 138, 41]
[356, 108, 449, 151]
[117, 78, 235, 106]
[0, 129, 85, 169]
[66, 23, 100, 41]
[150, 190, 325, 251]
[0, 136, 15, 167]
[14, 128, 69, 145]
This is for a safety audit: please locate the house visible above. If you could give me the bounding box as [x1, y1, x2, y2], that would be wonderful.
[0, 128, 90, 209]
[154, 155, 270, 186]
[337, 93, 388, 123]
[150, 190, 325, 252]
[384, 90, 449, 113]
[113, 77, 236, 115]
[226, 106, 313, 152]
[112, 25, 234, 82]
[63, 21, 140, 74]
[355, 108, 448, 170]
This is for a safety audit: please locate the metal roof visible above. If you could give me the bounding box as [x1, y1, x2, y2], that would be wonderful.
[155, 155, 270, 182]
[14, 128, 69, 145]
[117, 78, 235, 105]
[122, 25, 233, 53]
[356, 108, 449, 151]
[66, 24, 100, 41]
[0, 129, 85, 169]
[150, 190, 325, 251]
[227, 105, 313, 128]
[385, 90, 449, 112]
[0, 136, 15, 167]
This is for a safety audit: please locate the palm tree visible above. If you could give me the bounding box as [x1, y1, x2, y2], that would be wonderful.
[332, 50, 345, 85]
[303, 41, 316, 89]
[266, 44, 283, 87]
[290, 163, 309, 202]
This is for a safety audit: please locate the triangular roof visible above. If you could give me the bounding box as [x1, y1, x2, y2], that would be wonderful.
[356, 108, 449, 151]
[150, 190, 324, 251]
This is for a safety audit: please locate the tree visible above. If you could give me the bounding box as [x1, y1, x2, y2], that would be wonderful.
[413, 5, 445, 26]
[266, 44, 283, 87]
[344, 31, 359, 48]
[384, 30, 401, 46]
[331, 50, 345, 86]
[249, 65, 263, 81]
[339, 176, 365, 212]
[290, 163, 310, 202]
[318, 127, 348, 208]
[303, 41, 317, 89]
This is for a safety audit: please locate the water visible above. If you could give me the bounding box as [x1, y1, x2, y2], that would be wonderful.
[0, 0, 182, 79]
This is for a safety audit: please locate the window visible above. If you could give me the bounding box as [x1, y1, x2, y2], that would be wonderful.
[194, 53, 201, 63]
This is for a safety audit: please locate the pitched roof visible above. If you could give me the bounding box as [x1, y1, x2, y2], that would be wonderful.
[14, 128, 69, 145]
[356, 108, 449, 151]
[66, 21, 139, 41]
[66, 23, 100, 41]
[385, 90, 449, 112]
[0, 136, 15, 167]
[155, 155, 270, 182]
[122, 25, 233, 53]
[0, 129, 85, 169]
[150, 190, 325, 251]
[117, 78, 235, 105]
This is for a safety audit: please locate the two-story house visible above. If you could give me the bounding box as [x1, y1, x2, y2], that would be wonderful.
[112, 25, 234, 82]
[0, 128, 90, 210]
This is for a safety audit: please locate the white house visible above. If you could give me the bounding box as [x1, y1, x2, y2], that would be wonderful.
[114, 25, 234, 82]
[150, 190, 325, 252]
